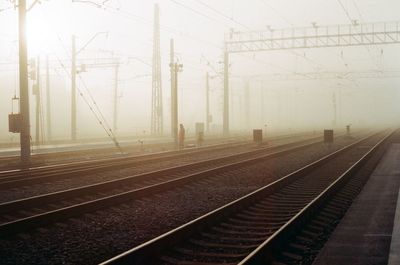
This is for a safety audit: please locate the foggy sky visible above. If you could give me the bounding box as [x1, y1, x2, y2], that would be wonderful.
[0, 0, 400, 142]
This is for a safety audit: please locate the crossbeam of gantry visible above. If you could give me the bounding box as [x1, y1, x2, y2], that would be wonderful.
[225, 21, 400, 53]
[231, 70, 400, 81]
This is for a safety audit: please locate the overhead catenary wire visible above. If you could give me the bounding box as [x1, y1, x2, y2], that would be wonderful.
[336, 0, 353, 22]
[26, 10, 123, 150]
[193, 0, 251, 30]
[169, 0, 225, 26]
[180, 1, 331, 77]
[99, 1, 222, 49]
[53, 51, 123, 153]
[81, 0, 317, 77]
[336, 0, 381, 72]
[258, 0, 293, 27]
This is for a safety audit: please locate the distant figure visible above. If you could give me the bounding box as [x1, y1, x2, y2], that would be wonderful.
[346, 124, 351, 135]
[178, 124, 185, 149]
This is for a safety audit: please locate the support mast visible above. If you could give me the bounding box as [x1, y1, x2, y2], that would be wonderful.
[18, 0, 31, 165]
[151, 4, 163, 135]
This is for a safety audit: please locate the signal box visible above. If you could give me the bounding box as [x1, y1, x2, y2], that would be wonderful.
[253, 129, 263, 143]
[9, 113, 22, 133]
[324, 129, 334, 143]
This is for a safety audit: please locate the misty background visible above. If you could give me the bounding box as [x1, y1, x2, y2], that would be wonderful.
[1, 0, 400, 143]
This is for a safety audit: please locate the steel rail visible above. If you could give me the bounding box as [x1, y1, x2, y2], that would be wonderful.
[0, 131, 317, 179]
[0, 140, 255, 189]
[0, 135, 250, 170]
[0, 133, 330, 237]
[98, 130, 389, 265]
[0, 133, 322, 190]
[239, 130, 393, 265]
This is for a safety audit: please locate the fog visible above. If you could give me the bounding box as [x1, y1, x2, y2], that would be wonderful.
[1, 0, 400, 144]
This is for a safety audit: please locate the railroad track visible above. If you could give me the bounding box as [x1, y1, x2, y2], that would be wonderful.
[99, 130, 392, 265]
[0, 135, 251, 171]
[0, 138, 256, 189]
[0, 132, 334, 237]
[0, 133, 318, 191]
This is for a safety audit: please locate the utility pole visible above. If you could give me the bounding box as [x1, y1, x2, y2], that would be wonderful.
[34, 56, 41, 145]
[332, 92, 337, 127]
[206, 72, 210, 132]
[18, 0, 31, 166]
[151, 3, 163, 135]
[171, 62, 183, 147]
[46, 55, 51, 141]
[223, 47, 229, 136]
[113, 63, 119, 133]
[261, 81, 266, 125]
[170, 39, 176, 141]
[71, 35, 77, 141]
[245, 79, 250, 130]
[170, 39, 183, 147]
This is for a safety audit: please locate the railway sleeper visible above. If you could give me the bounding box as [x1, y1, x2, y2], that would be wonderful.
[305, 224, 325, 234]
[229, 217, 290, 226]
[300, 229, 322, 239]
[287, 242, 310, 254]
[247, 206, 302, 215]
[279, 251, 303, 263]
[295, 235, 315, 245]
[314, 214, 335, 225]
[258, 200, 307, 207]
[323, 201, 346, 212]
[160, 253, 238, 265]
[173, 247, 247, 259]
[278, 190, 319, 197]
[310, 218, 334, 228]
[324, 205, 346, 217]
[267, 196, 316, 203]
[322, 206, 344, 216]
[199, 231, 267, 243]
[267, 194, 313, 202]
[327, 198, 350, 208]
[189, 238, 259, 250]
[242, 209, 299, 217]
[219, 222, 283, 232]
[174, 241, 251, 255]
[211, 226, 273, 237]
[236, 212, 293, 221]
[251, 203, 300, 210]
[318, 210, 339, 220]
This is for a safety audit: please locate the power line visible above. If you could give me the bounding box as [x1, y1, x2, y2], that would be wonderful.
[52, 44, 122, 152]
[258, 0, 293, 26]
[336, 0, 381, 71]
[193, 0, 250, 30]
[337, 0, 353, 22]
[351, 0, 364, 20]
[169, 0, 222, 25]
[99, 3, 222, 49]
[183, 1, 330, 74]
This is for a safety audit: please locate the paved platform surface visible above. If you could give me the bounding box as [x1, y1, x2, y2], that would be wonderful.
[313, 143, 400, 265]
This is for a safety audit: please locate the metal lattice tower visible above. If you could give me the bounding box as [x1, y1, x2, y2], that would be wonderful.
[151, 4, 163, 135]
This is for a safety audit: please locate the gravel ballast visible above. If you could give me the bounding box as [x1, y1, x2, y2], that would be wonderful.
[0, 134, 365, 265]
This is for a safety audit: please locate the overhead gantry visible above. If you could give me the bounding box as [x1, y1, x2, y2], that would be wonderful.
[222, 21, 400, 135]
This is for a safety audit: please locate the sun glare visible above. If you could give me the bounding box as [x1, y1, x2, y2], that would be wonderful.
[26, 8, 72, 56]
